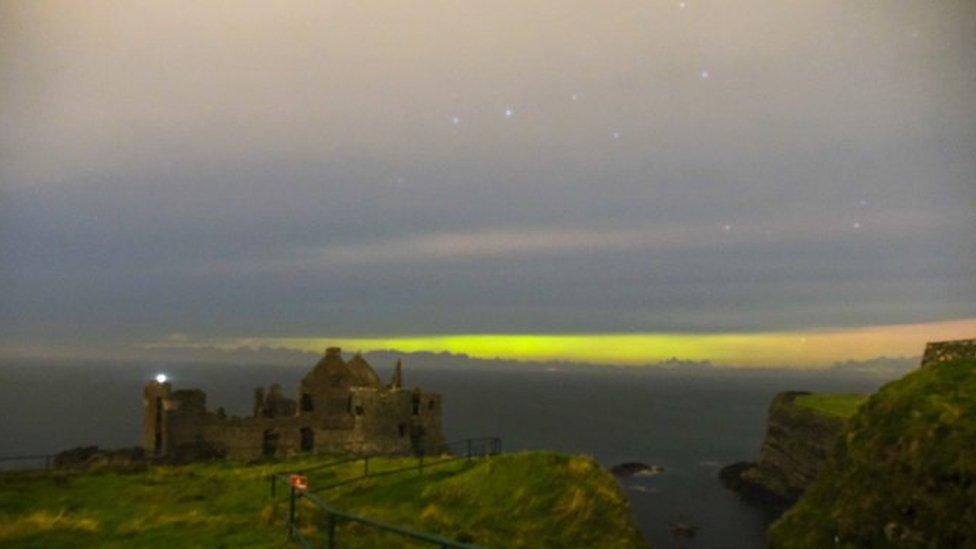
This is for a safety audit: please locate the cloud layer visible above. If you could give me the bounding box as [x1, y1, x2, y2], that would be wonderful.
[1, 1, 974, 355]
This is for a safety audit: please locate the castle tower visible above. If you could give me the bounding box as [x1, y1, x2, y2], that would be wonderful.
[142, 378, 172, 456]
[390, 359, 403, 389]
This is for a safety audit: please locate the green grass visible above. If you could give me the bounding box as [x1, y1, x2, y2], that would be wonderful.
[0, 451, 646, 548]
[793, 393, 867, 418]
[770, 357, 976, 547]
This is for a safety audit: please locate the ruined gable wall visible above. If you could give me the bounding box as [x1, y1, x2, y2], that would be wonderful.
[296, 386, 356, 430]
[411, 391, 445, 452]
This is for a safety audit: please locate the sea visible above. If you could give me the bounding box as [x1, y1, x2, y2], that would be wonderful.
[0, 359, 894, 548]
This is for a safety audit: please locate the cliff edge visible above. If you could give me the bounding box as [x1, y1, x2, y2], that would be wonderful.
[720, 391, 858, 511]
[770, 340, 976, 546]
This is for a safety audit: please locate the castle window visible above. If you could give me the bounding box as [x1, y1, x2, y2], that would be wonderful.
[398, 423, 406, 437]
[347, 395, 353, 413]
[300, 393, 313, 412]
[300, 427, 314, 452]
[355, 405, 365, 416]
[428, 399, 436, 411]
[262, 430, 280, 458]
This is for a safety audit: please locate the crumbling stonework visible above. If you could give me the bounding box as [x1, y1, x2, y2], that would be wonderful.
[142, 348, 444, 461]
[921, 338, 976, 368]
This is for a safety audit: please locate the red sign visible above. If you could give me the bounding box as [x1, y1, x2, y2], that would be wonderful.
[290, 474, 308, 492]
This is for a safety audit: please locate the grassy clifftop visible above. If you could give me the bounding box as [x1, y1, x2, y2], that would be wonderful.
[770, 356, 976, 546]
[0, 451, 646, 548]
[793, 394, 866, 419]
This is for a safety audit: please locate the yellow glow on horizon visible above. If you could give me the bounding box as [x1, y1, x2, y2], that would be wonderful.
[189, 318, 976, 368]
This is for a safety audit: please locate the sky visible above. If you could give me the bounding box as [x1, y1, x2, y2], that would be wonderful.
[1, 1, 974, 366]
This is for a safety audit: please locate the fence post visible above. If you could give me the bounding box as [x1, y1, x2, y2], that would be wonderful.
[327, 512, 337, 549]
[288, 485, 296, 538]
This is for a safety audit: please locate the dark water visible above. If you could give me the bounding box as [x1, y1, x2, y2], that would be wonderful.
[0, 360, 888, 547]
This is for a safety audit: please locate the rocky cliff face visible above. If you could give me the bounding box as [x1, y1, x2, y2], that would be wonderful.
[720, 391, 846, 510]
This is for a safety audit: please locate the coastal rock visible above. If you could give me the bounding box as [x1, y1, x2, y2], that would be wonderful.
[611, 462, 665, 478]
[54, 446, 146, 471]
[719, 461, 793, 511]
[53, 446, 101, 469]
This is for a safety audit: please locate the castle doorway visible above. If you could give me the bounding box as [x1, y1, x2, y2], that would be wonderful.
[300, 427, 314, 452]
[154, 397, 163, 454]
[262, 429, 280, 457]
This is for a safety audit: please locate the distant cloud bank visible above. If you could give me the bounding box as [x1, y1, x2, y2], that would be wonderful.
[118, 318, 974, 368]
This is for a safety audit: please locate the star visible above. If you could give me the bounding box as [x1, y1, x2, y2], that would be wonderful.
[700, 69, 710, 79]
[722, 224, 732, 232]
[451, 116, 460, 125]
[571, 94, 579, 101]
[612, 131, 621, 140]
[504, 108, 514, 118]
[852, 222, 862, 230]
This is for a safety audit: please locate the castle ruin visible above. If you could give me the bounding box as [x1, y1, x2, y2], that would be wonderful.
[142, 348, 444, 460]
[921, 338, 976, 368]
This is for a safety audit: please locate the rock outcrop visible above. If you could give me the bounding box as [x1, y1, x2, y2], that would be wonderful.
[720, 391, 847, 511]
[54, 446, 146, 472]
[611, 462, 664, 478]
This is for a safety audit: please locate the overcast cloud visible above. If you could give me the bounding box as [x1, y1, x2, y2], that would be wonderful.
[1, 1, 974, 349]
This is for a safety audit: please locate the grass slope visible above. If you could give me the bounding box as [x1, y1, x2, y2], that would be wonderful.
[770, 357, 976, 547]
[793, 393, 867, 419]
[0, 451, 645, 548]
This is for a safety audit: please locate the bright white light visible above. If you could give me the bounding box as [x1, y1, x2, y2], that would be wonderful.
[612, 131, 621, 139]
[155, 374, 168, 384]
[853, 222, 862, 229]
[504, 108, 514, 118]
[451, 116, 460, 125]
[700, 70, 710, 79]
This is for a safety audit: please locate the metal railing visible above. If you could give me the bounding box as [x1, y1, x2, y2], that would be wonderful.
[270, 437, 501, 548]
